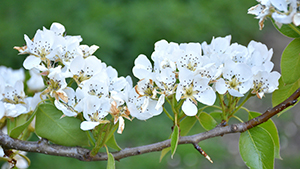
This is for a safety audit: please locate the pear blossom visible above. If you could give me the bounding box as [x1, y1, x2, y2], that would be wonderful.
[132, 54, 154, 80]
[75, 77, 110, 115]
[176, 68, 216, 116]
[155, 68, 177, 96]
[151, 39, 180, 73]
[54, 87, 78, 117]
[0, 81, 29, 118]
[110, 91, 131, 134]
[80, 45, 99, 58]
[0, 66, 25, 87]
[27, 68, 45, 91]
[201, 35, 232, 69]
[20, 28, 58, 70]
[247, 40, 274, 74]
[248, 0, 299, 29]
[252, 71, 281, 98]
[70, 56, 107, 86]
[177, 42, 202, 71]
[49, 22, 66, 36]
[80, 96, 110, 130]
[215, 61, 253, 97]
[55, 36, 83, 66]
[0, 127, 29, 169]
[127, 87, 162, 120]
[106, 66, 127, 92]
[0, 148, 29, 169]
[44, 66, 68, 102]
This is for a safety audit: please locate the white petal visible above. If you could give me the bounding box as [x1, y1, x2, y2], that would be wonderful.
[182, 99, 198, 116]
[80, 121, 100, 130]
[117, 117, 125, 134]
[156, 94, 165, 110]
[141, 97, 150, 113]
[194, 88, 216, 106]
[23, 55, 42, 70]
[215, 78, 227, 94]
[50, 22, 65, 35]
[27, 68, 45, 91]
[270, 0, 288, 12]
[132, 54, 152, 79]
[293, 13, 300, 26]
[228, 89, 244, 97]
[54, 100, 77, 117]
[0, 102, 5, 119]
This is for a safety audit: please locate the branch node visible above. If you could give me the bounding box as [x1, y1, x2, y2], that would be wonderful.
[231, 124, 238, 132]
[291, 99, 298, 105]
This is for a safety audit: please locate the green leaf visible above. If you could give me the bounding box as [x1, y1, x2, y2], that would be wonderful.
[106, 134, 121, 151]
[159, 147, 171, 162]
[179, 116, 197, 136]
[198, 112, 218, 131]
[170, 125, 179, 158]
[239, 127, 275, 169]
[9, 110, 37, 139]
[272, 20, 300, 38]
[107, 153, 115, 169]
[209, 111, 223, 124]
[249, 112, 281, 159]
[35, 103, 89, 147]
[7, 114, 28, 136]
[272, 77, 300, 115]
[281, 38, 300, 85]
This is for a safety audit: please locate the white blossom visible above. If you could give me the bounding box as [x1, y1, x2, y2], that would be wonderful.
[215, 61, 253, 97]
[176, 68, 216, 116]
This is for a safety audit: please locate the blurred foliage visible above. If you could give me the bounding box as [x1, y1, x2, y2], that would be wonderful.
[0, 0, 279, 169]
[0, 0, 260, 77]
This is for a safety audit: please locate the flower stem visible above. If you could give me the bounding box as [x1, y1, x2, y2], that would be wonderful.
[90, 124, 108, 156]
[217, 93, 226, 120]
[87, 131, 95, 147]
[231, 92, 254, 116]
[288, 24, 300, 36]
[163, 107, 174, 121]
[232, 115, 244, 123]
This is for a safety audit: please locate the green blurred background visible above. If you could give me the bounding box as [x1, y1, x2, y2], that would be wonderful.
[1, 0, 299, 168]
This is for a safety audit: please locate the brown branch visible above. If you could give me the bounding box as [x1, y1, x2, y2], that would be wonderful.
[0, 87, 299, 161]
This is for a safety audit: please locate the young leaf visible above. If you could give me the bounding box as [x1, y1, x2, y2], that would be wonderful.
[272, 20, 300, 38]
[170, 125, 179, 158]
[249, 112, 281, 159]
[106, 134, 122, 151]
[107, 153, 115, 169]
[281, 38, 300, 85]
[35, 103, 89, 147]
[7, 114, 27, 135]
[9, 110, 37, 139]
[239, 127, 275, 169]
[209, 111, 223, 124]
[272, 77, 300, 115]
[198, 112, 218, 131]
[180, 116, 197, 136]
[159, 147, 171, 162]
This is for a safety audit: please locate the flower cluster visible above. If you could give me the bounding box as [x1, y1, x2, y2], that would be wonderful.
[248, 0, 300, 29]
[130, 35, 280, 119]
[0, 66, 42, 119]
[14, 23, 132, 134]
[12, 23, 280, 131]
